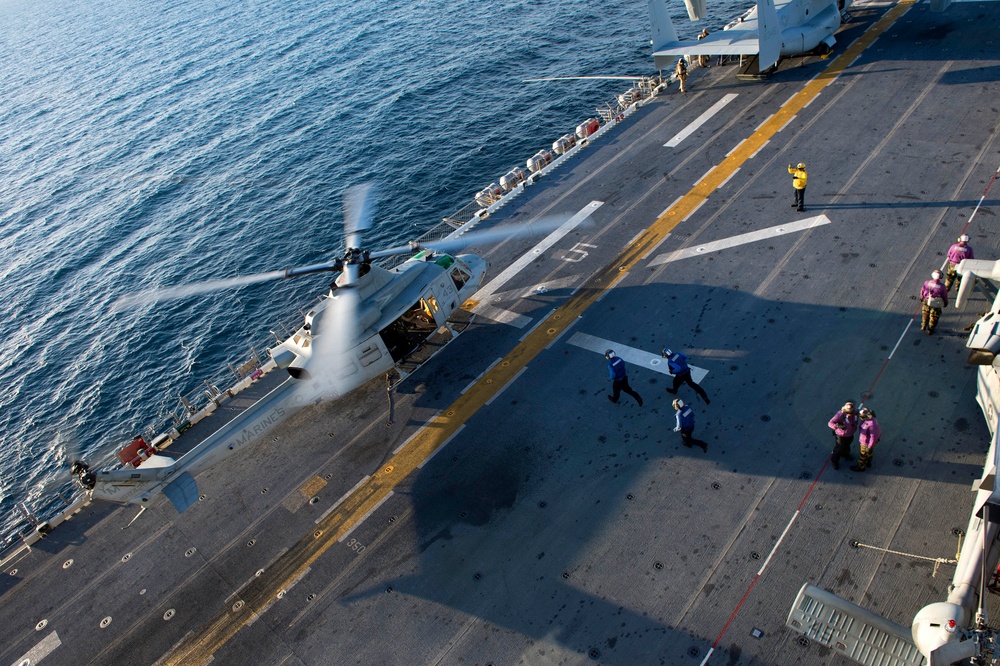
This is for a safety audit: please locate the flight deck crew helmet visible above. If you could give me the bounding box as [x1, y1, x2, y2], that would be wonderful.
[932, 270, 943, 280]
[661, 348, 672, 358]
[959, 234, 970, 243]
[859, 407, 874, 419]
[605, 349, 615, 359]
[672, 399, 684, 410]
[797, 162, 806, 169]
[842, 401, 855, 413]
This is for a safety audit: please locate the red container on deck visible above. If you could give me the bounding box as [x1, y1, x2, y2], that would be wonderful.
[118, 436, 156, 468]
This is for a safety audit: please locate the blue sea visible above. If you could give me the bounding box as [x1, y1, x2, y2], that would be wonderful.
[0, 0, 743, 539]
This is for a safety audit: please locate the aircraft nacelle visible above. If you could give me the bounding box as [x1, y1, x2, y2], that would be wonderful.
[778, 3, 840, 56]
[684, 0, 707, 20]
[911, 602, 971, 659]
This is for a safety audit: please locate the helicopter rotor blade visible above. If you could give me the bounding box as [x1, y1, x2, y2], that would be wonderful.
[369, 214, 573, 260]
[297, 286, 361, 401]
[343, 184, 376, 249]
[113, 270, 287, 311]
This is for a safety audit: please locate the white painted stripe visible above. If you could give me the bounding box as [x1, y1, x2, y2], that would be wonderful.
[485, 366, 529, 406]
[472, 304, 532, 329]
[461, 357, 504, 394]
[316, 475, 370, 524]
[470, 202, 603, 326]
[724, 138, 747, 158]
[683, 198, 707, 222]
[566, 332, 708, 384]
[664, 94, 739, 148]
[758, 509, 799, 575]
[11, 630, 61, 665]
[699, 646, 715, 666]
[776, 115, 795, 133]
[717, 167, 740, 189]
[518, 276, 580, 300]
[337, 491, 393, 542]
[418, 424, 467, 469]
[887, 318, 913, 360]
[648, 215, 831, 267]
[392, 430, 421, 455]
[749, 138, 770, 159]
[519, 309, 557, 342]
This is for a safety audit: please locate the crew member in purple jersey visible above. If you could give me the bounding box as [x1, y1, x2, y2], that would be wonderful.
[920, 270, 948, 335]
[850, 407, 881, 472]
[828, 401, 858, 470]
[945, 235, 974, 292]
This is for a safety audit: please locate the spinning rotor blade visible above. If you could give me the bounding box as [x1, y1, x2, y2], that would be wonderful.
[343, 184, 377, 249]
[113, 270, 286, 310]
[369, 214, 573, 260]
[298, 286, 361, 400]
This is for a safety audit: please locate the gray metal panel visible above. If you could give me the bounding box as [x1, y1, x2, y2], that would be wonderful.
[788, 584, 926, 666]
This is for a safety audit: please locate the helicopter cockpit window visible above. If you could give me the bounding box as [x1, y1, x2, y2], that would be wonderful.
[450, 266, 471, 290]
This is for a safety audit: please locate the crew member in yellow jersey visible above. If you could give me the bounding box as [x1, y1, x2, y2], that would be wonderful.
[788, 162, 807, 212]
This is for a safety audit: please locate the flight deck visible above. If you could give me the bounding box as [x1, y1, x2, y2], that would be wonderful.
[2, 1, 1000, 664]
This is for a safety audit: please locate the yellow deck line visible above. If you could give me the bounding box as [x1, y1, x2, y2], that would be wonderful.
[165, 3, 915, 662]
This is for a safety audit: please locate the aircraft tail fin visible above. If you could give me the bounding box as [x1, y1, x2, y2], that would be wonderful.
[163, 472, 199, 513]
[787, 583, 926, 666]
[756, 0, 782, 71]
[648, 0, 679, 52]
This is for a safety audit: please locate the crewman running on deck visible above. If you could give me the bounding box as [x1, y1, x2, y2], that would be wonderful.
[673, 399, 708, 452]
[606, 350, 643, 406]
[788, 162, 807, 212]
[945, 235, 974, 292]
[920, 270, 948, 335]
[828, 401, 858, 470]
[662, 348, 710, 404]
[850, 407, 881, 472]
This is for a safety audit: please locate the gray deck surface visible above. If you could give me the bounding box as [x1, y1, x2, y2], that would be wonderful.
[3, 1, 1000, 664]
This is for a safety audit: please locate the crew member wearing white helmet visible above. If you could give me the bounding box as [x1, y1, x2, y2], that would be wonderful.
[673, 399, 707, 452]
[945, 234, 974, 291]
[828, 401, 859, 470]
[661, 348, 710, 404]
[850, 407, 881, 472]
[787, 162, 807, 212]
[605, 350, 643, 406]
[920, 270, 948, 335]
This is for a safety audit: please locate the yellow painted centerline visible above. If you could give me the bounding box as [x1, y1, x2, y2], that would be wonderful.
[165, 3, 914, 662]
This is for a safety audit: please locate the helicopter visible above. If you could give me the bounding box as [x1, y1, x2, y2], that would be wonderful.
[67, 185, 567, 516]
[786, 257, 1000, 666]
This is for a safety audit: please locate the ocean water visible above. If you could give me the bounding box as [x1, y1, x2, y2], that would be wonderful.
[0, 0, 743, 539]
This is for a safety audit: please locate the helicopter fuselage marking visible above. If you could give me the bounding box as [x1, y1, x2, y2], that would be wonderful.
[162, 5, 913, 658]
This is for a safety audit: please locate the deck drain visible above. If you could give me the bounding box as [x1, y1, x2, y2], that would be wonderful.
[199, 494, 206, 501]
[309, 497, 320, 505]
[750, 552, 761, 560]
[184, 548, 197, 558]
[385, 586, 393, 593]
[163, 608, 175, 621]
[62, 559, 73, 569]
[589, 648, 601, 659]
[314, 530, 322, 538]
[100, 616, 112, 629]
[654, 562, 664, 570]
[893, 459, 903, 467]
[460, 511, 468, 518]
[255, 569, 264, 577]
[140, 589, 146, 595]
[232, 600, 245, 612]
[688, 646, 700, 657]
[760, 415, 770, 422]
[473, 572, 483, 581]
[9, 569, 17, 576]
[325, 473, 332, 479]
[626, 493, 634, 500]
[928, 391, 939, 398]
[711, 482, 721, 490]
[850, 540, 860, 548]
[797, 636, 810, 647]
[388, 515, 396, 523]
[247, 539, 256, 547]
[538, 501, 547, 508]
[276, 590, 286, 599]
[121, 552, 132, 563]
[35, 619, 48, 631]
[953, 528, 966, 537]
[815, 504, 823, 510]
[307, 594, 316, 602]
[562, 572, 570, 579]
[261, 487, 269, 494]
[800, 472, 811, 479]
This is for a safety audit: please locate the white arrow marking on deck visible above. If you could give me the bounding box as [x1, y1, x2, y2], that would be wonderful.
[12, 630, 62, 664]
[566, 332, 709, 383]
[664, 94, 739, 148]
[648, 215, 831, 267]
[471, 201, 603, 328]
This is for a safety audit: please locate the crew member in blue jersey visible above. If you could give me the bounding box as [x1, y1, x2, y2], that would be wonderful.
[661, 348, 710, 404]
[605, 350, 643, 406]
[673, 399, 707, 452]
